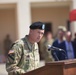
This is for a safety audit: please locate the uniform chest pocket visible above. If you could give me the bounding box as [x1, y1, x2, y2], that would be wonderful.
[24, 50, 34, 61]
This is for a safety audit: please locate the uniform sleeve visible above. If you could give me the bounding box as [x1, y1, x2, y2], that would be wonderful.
[42, 42, 55, 62]
[6, 43, 25, 75]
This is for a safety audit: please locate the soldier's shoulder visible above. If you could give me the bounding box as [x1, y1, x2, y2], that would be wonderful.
[14, 39, 24, 45]
[11, 39, 24, 48]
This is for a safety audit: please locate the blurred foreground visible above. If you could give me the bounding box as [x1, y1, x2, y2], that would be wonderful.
[0, 63, 7, 75]
[0, 61, 45, 75]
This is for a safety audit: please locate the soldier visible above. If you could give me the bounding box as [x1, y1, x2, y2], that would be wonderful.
[6, 22, 45, 75]
[41, 31, 54, 62]
[3, 34, 12, 57]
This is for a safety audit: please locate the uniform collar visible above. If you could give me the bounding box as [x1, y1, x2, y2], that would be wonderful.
[25, 35, 35, 51]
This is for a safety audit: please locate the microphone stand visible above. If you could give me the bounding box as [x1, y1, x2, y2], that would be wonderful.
[51, 50, 59, 61]
[61, 51, 68, 60]
[49, 48, 68, 60]
[53, 52, 59, 61]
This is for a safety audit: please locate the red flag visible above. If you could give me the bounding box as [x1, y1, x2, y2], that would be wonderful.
[70, 9, 76, 22]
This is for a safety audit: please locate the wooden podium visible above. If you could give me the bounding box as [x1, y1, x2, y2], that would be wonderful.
[22, 59, 76, 75]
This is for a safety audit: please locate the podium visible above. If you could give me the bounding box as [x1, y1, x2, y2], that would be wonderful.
[22, 59, 76, 75]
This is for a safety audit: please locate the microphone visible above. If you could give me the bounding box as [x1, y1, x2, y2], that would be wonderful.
[48, 45, 68, 60]
[48, 45, 64, 51]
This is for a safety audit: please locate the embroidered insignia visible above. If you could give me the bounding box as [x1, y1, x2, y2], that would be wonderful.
[42, 24, 45, 29]
[8, 50, 14, 54]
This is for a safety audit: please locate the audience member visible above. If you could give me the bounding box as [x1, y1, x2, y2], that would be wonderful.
[42, 31, 54, 62]
[59, 31, 76, 60]
[73, 32, 76, 53]
[52, 28, 65, 47]
[3, 34, 12, 57]
[52, 28, 65, 61]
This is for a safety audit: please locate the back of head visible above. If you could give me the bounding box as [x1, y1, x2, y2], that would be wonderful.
[66, 31, 72, 42]
[66, 31, 72, 36]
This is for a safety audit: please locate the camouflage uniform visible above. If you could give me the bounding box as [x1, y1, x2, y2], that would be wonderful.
[6, 35, 40, 75]
[42, 40, 55, 62]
